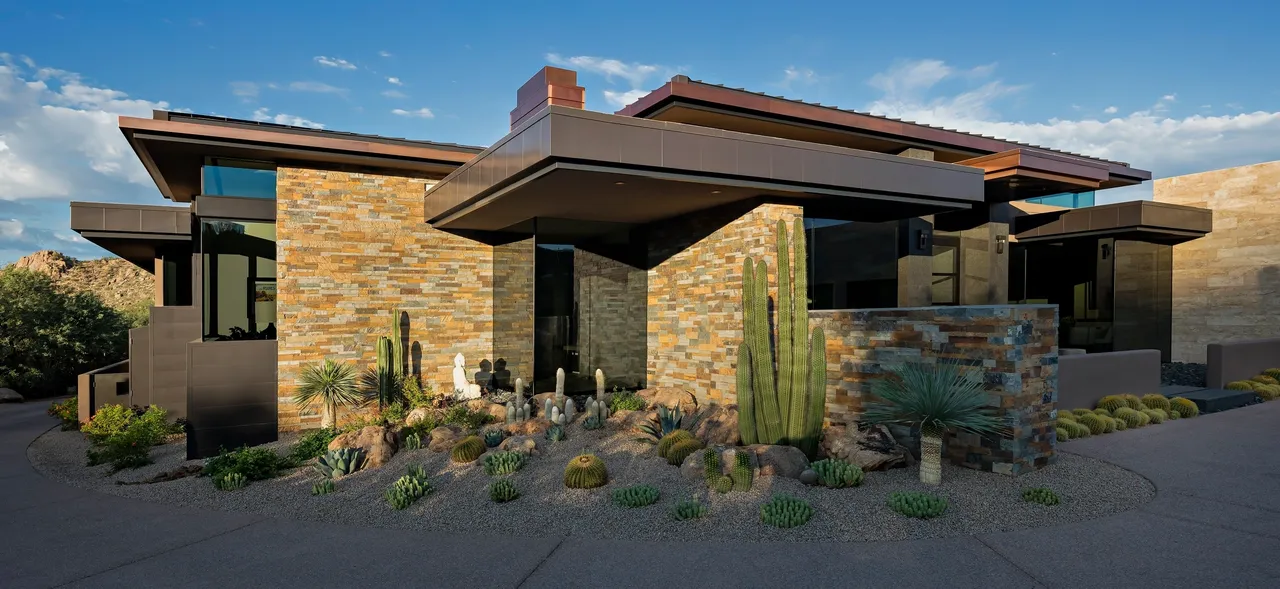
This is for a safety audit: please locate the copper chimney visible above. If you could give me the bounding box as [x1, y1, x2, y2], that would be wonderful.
[510, 66, 585, 130]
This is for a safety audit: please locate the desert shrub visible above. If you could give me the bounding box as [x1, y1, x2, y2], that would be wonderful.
[1170, 397, 1199, 417]
[608, 390, 646, 412]
[443, 404, 493, 430]
[48, 397, 80, 430]
[82, 404, 135, 444]
[1055, 426, 1070, 441]
[1140, 394, 1171, 412]
[888, 491, 948, 519]
[287, 427, 338, 465]
[761, 494, 814, 528]
[205, 445, 288, 482]
[84, 405, 172, 472]
[612, 484, 660, 508]
[1225, 381, 1256, 391]
[214, 472, 248, 491]
[1022, 487, 1060, 506]
[402, 375, 434, 409]
[381, 401, 408, 424]
[1095, 395, 1128, 413]
[0, 268, 131, 397]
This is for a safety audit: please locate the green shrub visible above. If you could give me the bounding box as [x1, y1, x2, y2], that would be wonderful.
[83, 405, 172, 472]
[443, 404, 494, 430]
[608, 390, 646, 412]
[612, 484, 660, 508]
[1170, 397, 1199, 418]
[666, 438, 705, 466]
[761, 494, 814, 528]
[1022, 487, 1060, 506]
[671, 497, 709, 521]
[1055, 426, 1070, 441]
[214, 472, 249, 491]
[48, 397, 80, 431]
[402, 375, 434, 409]
[206, 445, 288, 482]
[1140, 394, 1171, 412]
[382, 401, 408, 424]
[482, 451, 527, 476]
[810, 458, 865, 488]
[489, 478, 519, 503]
[82, 404, 135, 444]
[888, 491, 948, 519]
[287, 427, 338, 464]
[450, 436, 486, 463]
[564, 454, 608, 489]
[1095, 395, 1129, 413]
[1077, 413, 1107, 435]
[311, 479, 335, 495]
[1225, 381, 1257, 391]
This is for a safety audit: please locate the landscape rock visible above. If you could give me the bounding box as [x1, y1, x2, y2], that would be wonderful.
[0, 388, 24, 403]
[405, 407, 438, 426]
[635, 387, 698, 413]
[329, 425, 398, 468]
[798, 469, 819, 486]
[464, 399, 508, 422]
[427, 425, 466, 452]
[504, 419, 551, 437]
[610, 409, 653, 432]
[746, 444, 809, 479]
[820, 424, 912, 471]
[691, 403, 738, 445]
[497, 435, 542, 456]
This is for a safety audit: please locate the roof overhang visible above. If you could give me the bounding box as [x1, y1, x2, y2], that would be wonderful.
[70, 202, 192, 268]
[121, 112, 481, 202]
[1013, 200, 1212, 244]
[424, 106, 984, 231]
[957, 149, 1112, 202]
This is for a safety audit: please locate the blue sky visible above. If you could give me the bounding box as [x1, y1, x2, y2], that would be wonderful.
[2, 0, 1279, 263]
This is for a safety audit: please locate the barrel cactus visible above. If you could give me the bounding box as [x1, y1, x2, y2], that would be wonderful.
[888, 491, 948, 519]
[1264, 368, 1280, 381]
[703, 449, 721, 485]
[666, 438, 705, 466]
[1071, 408, 1093, 418]
[1077, 413, 1107, 435]
[450, 436, 486, 463]
[1140, 394, 1171, 412]
[564, 454, 608, 489]
[482, 450, 527, 476]
[760, 494, 814, 528]
[657, 429, 694, 459]
[1092, 407, 1112, 417]
[1168, 410, 1181, 420]
[1055, 426, 1070, 441]
[712, 475, 734, 493]
[1225, 381, 1257, 391]
[315, 447, 366, 479]
[1121, 394, 1144, 410]
[489, 479, 519, 503]
[1113, 418, 1128, 431]
[1256, 384, 1280, 401]
[1113, 407, 1144, 429]
[1250, 374, 1279, 386]
[731, 451, 753, 492]
[810, 458, 865, 489]
[612, 484, 660, 508]
[1099, 415, 1117, 433]
[1096, 395, 1129, 413]
[1142, 409, 1166, 424]
[1170, 397, 1199, 417]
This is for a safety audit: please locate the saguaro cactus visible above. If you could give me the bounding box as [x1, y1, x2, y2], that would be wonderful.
[736, 218, 828, 458]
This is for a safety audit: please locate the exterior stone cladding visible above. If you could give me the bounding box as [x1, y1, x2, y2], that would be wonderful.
[1155, 160, 1277, 363]
[814, 305, 1059, 475]
[276, 168, 494, 430]
[645, 201, 803, 405]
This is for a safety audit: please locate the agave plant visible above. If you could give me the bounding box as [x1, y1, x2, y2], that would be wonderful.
[315, 448, 366, 479]
[861, 361, 1006, 486]
[294, 360, 363, 428]
[637, 404, 699, 444]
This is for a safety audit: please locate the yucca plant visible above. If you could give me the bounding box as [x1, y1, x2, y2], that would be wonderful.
[861, 361, 1006, 485]
[294, 360, 364, 428]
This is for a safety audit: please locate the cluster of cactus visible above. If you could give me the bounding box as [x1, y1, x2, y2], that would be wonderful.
[760, 494, 814, 528]
[450, 436, 486, 463]
[888, 491, 948, 519]
[583, 369, 612, 423]
[543, 369, 576, 426]
[1055, 426, 1071, 441]
[612, 484, 660, 508]
[671, 497, 710, 521]
[563, 454, 608, 489]
[544, 425, 566, 442]
[483, 429, 506, 448]
[1170, 397, 1199, 417]
[1141, 394, 1171, 412]
[403, 432, 422, 451]
[505, 378, 532, 424]
[483, 450, 527, 476]
[1142, 408, 1166, 424]
[1093, 407, 1112, 417]
[657, 430, 694, 459]
[1225, 380, 1255, 391]
[582, 416, 604, 430]
[1113, 417, 1128, 431]
[1056, 415, 1090, 439]
[315, 448, 366, 479]
[1167, 411, 1181, 420]
[386, 468, 432, 510]
[712, 475, 734, 494]
[370, 310, 406, 408]
[1251, 374, 1279, 386]
[1022, 487, 1060, 506]
[731, 451, 753, 492]
[489, 479, 520, 503]
[214, 472, 248, 491]
[311, 478, 335, 496]
[1070, 408, 1093, 418]
[1096, 395, 1129, 413]
[1239, 375, 1280, 400]
[1077, 413, 1107, 435]
[737, 219, 827, 459]
[1112, 407, 1144, 429]
[810, 458, 865, 489]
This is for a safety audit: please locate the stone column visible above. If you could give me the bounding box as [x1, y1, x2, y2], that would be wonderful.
[897, 217, 934, 307]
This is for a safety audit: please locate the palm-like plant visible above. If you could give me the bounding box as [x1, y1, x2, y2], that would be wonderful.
[861, 361, 1006, 485]
[295, 360, 363, 428]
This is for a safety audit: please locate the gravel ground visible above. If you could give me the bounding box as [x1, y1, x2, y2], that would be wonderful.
[28, 425, 1155, 543]
[1162, 362, 1207, 387]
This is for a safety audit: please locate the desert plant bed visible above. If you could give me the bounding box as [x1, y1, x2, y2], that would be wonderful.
[29, 422, 1155, 543]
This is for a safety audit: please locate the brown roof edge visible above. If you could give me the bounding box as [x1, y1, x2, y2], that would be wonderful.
[618, 76, 1152, 182]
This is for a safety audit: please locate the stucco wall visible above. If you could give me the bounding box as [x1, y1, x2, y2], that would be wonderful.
[276, 168, 494, 430]
[1154, 160, 1280, 363]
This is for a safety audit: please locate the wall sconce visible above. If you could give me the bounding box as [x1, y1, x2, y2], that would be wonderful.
[916, 230, 929, 251]
[1101, 243, 1111, 260]
[996, 235, 1008, 254]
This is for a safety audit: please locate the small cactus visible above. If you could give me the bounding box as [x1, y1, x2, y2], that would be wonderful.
[760, 494, 814, 528]
[702, 449, 721, 485]
[1170, 397, 1199, 417]
[731, 451, 753, 492]
[888, 491, 947, 519]
[1142, 409, 1166, 424]
[1168, 410, 1181, 420]
[1099, 415, 1117, 433]
[666, 438, 705, 466]
[482, 450, 527, 476]
[564, 454, 608, 489]
[1055, 426, 1071, 441]
[671, 497, 710, 521]
[1140, 394, 1171, 412]
[712, 475, 734, 493]
[810, 458, 865, 488]
[450, 436, 486, 463]
[1120, 394, 1144, 410]
[1095, 395, 1129, 413]
[545, 424, 566, 442]
[656, 429, 695, 459]
[489, 478, 520, 503]
[386, 467, 433, 510]
[403, 432, 422, 451]
[611, 484, 660, 508]
[1113, 418, 1128, 431]
[483, 429, 506, 448]
[1022, 487, 1060, 506]
[214, 472, 248, 491]
[311, 478, 335, 495]
[583, 416, 604, 430]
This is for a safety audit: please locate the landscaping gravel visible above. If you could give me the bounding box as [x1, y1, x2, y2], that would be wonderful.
[1162, 362, 1207, 387]
[27, 425, 1155, 543]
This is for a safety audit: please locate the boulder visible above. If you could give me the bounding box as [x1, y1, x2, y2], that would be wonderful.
[427, 425, 465, 452]
[464, 399, 508, 423]
[610, 409, 654, 432]
[0, 388, 24, 403]
[504, 419, 551, 437]
[498, 435, 542, 456]
[691, 403, 739, 445]
[746, 444, 809, 479]
[799, 469, 819, 486]
[328, 425, 398, 468]
[405, 407, 439, 426]
[635, 387, 698, 413]
[819, 424, 912, 472]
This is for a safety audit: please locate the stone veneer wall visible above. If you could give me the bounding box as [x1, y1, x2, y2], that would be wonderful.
[1154, 160, 1279, 363]
[645, 202, 802, 405]
[815, 305, 1059, 475]
[493, 237, 534, 390]
[276, 168, 494, 430]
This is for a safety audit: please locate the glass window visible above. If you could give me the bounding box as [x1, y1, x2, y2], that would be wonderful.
[931, 236, 959, 306]
[202, 158, 277, 199]
[803, 217, 898, 309]
[1026, 191, 1095, 209]
[200, 219, 276, 340]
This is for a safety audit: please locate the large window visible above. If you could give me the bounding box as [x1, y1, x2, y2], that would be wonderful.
[202, 158, 277, 199]
[803, 217, 898, 309]
[1025, 191, 1095, 209]
[931, 235, 960, 305]
[201, 220, 276, 341]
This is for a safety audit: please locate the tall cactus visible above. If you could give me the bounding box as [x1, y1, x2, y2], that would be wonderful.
[390, 310, 405, 378]
[736, 218, 828, 458]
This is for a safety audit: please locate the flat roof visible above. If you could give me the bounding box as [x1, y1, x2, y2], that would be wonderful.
[617, 76, 1151, 186]
[1013, 200, 1212, 244]
[70, 202, 192, 267]
[424, 106, 984, 231]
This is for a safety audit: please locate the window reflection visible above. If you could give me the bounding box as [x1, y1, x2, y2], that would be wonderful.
[803, 217, 898, 309]
[201, 220, 276, 341]
[202, 158, 277, 199]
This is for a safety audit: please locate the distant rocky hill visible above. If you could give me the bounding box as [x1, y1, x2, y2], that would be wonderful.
[7, 250, 153, 314]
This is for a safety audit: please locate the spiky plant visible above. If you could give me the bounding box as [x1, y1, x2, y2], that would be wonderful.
[564, 454, 608, 489]
[1055, 426, 1071, 441]
[311, 478, 335, 495]
[1096, 395, 1129, 413]
[611, 484, 660, 508]
[810, 458, 864, 488]
[1170, 397, 1199, 418]
[760, 494, 814, 528]
[657, 429, 695, 459]
[483, 429, 506, 448]
[1140, 394, 1171, 412]
[861, 361, 1006, 485]
[703, 449, 721, 485]
[1225, 381, 1256, 391]
[888, 491, 948, 519]
[638, 404, 695, 443]
[450, 436, 485, 463]
[489, 479, 520, 503]
[482, 451, 527, 476]
[666, 438, 705, 466]
[671, 497, 710, 521]
[294, 359, 363, 428]
[1022, 487, 1060, 506]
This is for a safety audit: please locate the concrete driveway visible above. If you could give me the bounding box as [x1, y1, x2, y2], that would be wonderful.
[3, 400, 1279, 589]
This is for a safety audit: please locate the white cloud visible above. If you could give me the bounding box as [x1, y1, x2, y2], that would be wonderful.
[381, 90, 407, 99]
[780, 66, 819, 88]
[863, 59, 1280, 201]
[288, 81, 347, 95]
[0, 218, 22, 238]
[251, 107, 324, 129]
[379, 50, 392, 58]
[602, 89, 648, 109]
[314, 56, 357, 70]
[230, 81, 258, 100]
[387, 77, 402, 86]
[391, 107, 434, 119]
[546, 53, 675, 111]
[1104, 106, 1118, 114]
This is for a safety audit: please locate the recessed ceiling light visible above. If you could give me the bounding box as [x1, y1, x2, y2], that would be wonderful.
[614, 181, 626, 186]
[711, 190, 722, 194]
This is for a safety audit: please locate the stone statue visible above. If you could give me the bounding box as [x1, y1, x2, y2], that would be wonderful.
[452, 353, 482, 400]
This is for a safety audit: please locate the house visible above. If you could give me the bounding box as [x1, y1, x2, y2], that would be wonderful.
[71, 67, 1213, 470]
